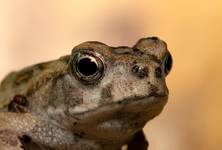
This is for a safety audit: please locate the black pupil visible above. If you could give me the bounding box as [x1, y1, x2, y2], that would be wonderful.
[164, 53, 172, 74]
[77, 57, 98, 76]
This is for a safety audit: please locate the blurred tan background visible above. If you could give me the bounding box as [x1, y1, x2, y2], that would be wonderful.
[0, 0, 222, 149]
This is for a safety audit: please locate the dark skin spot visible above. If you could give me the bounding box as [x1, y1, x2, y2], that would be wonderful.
[139, 67, 149, 78]
[27, 71, 67, 97]
[147, 54, 161, 64]
[101, 84, 113, 103]
[14, 69, 33, 85]
[132, 60, 137, 65]
[149, 84, 158, 96]
[132, 48, 144, 55]
[8, 95, 29, 113]
[155, 67, 162, 78]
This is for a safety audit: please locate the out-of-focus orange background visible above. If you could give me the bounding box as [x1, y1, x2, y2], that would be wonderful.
[0, 0, 222, 149]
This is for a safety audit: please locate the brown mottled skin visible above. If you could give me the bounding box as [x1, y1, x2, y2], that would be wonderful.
[0, 37, 172, 150]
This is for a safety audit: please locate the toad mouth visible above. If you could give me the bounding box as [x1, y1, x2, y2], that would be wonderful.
[69, 93, 168, 117]
[68, 93, 168, 130]
[118, 92, 168, 105]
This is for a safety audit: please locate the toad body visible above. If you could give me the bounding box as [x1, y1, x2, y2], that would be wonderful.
[0, 37, 172, 150]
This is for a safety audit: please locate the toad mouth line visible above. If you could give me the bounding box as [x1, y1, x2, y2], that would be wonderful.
[119, 92, 168, 104]
[69, 93, 168, 118]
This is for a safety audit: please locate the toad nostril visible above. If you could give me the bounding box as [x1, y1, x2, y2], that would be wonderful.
[132, 65, 140, 74]
[132, 65, 149, 78]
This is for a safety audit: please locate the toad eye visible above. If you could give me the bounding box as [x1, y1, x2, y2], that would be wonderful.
[77, 56, 98, 76]
[163, 53, 172, 75]
[71, 51, 105, 84]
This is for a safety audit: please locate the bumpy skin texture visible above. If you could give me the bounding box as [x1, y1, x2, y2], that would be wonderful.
[0, 37, 172, 150]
